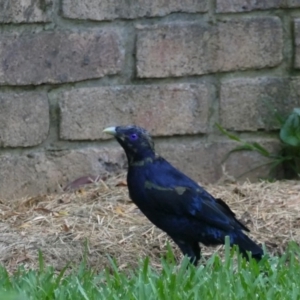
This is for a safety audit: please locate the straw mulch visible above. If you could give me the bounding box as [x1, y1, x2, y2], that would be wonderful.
[0, 173, 300, 274]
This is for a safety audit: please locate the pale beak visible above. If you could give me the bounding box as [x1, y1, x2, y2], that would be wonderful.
[103, 127, 117, 136]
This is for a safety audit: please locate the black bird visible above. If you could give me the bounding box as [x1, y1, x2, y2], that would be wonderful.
[103, 125, 263, 265]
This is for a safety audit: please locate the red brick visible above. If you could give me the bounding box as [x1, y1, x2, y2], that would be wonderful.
[294, 19, 300, 69]
[156, 138, 280, 184]
[137, 18, 283, 78]
[0, 147, 125, 199]
[216, 0, 285, 12]
[288, 0, 300, 7]
[0, 0, 52, 23]
[0, 138, 280, 199]
[0, 91, 49, 147]
[220, 77, 300, 131]
[58, 84, 213, 140]
[62, 0, 208, 21]
[0, 30, 123, 85]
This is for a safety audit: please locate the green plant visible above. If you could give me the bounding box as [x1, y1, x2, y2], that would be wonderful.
[216, 108, 300, 179]
[1, 243, 300, 299]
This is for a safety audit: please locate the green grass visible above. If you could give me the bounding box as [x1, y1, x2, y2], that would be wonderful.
[1, 242, 300, 300]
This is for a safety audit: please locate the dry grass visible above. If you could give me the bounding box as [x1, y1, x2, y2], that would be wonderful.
[0, 173, 300, 274]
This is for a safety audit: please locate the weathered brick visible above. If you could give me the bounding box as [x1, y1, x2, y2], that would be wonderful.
[216, 1, 300, 12]
[58, 84, 213, 140]
[288, 0, 300, 7]
[0, 0, 52, 23]
[62, 0, 208, 21]
[0, 30, 123, 85]
[0, 147, 125, 199]
[0, 137, 280, 198]
[0, 91, 49, 147]
[294, 19, 300, 69]
[137, 18, 283, 78]
[220, 77, 300, 131]
[156, 138, 280, 183]
[216, 0, 285, 13]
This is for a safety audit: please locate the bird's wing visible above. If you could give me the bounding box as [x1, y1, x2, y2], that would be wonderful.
[144, 181, 248, 232]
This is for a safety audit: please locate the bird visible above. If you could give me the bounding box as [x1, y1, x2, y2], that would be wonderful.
[103, 125, 263, 265]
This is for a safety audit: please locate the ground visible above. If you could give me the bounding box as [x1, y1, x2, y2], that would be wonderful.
[0, 174, 299, 274]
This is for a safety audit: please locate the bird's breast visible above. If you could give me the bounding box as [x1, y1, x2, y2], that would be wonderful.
[127, 168, 149, 203]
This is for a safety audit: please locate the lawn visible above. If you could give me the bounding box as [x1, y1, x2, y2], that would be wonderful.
[1, 243, 300, 300]
[0, 176, 299, 299]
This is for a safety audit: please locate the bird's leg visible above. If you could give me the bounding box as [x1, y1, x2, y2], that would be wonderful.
[172, 238, 201, 266]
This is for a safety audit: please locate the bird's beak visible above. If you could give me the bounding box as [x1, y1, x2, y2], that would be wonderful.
[103, 127, 117, 136]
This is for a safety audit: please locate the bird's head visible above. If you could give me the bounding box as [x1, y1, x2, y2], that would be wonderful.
[103, 125, 155, 164]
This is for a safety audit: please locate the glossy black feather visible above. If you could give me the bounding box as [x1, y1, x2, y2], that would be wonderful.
[104, 125, 263, 265]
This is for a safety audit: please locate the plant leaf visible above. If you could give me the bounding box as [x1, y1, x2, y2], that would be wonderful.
[215, 123, 242, 142]
[262, 98, 285, 126]
[251, 142, 270, 157]
[280, 108, 300, 147]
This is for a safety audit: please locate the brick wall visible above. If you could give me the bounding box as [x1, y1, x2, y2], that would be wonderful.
[1, 0, 299, 198]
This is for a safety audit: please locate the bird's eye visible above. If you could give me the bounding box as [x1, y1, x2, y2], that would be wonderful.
[129, 133, 138, 141]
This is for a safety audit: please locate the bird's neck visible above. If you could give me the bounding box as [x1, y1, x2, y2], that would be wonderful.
[127, 151, 157, 167]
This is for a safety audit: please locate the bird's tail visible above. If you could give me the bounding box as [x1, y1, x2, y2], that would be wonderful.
[231, 232, 263, 261]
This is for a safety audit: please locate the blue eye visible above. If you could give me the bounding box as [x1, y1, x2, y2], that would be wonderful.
[130, 133, 138, 141]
